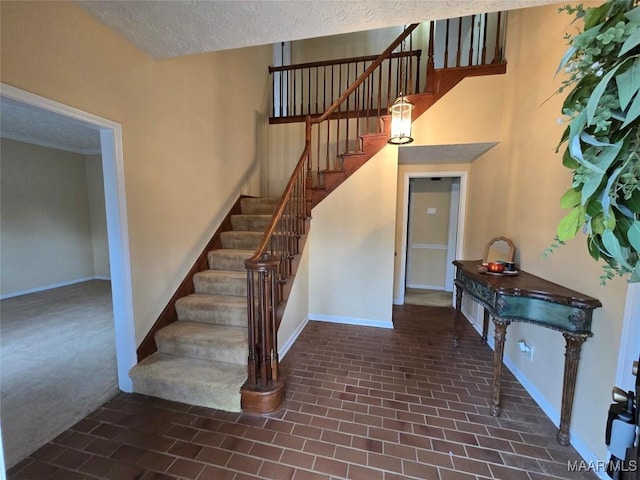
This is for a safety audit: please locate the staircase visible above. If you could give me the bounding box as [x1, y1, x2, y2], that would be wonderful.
[130, 197, 279, 411]
[129, 13, 508, 415]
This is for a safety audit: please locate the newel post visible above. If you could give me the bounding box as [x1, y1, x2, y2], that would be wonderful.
[241, 253, 286, 414]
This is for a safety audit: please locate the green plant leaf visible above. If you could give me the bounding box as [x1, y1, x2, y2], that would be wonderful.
[563, 148, 579, 168]
[615, 58, 640, 109]
[628, 221, 640, 253]
[622, 188, 640, 213]
[560, 188, 582, 208]
[581, 170, 606, 204]
[588, 236, 602, 260]
[591, 214, 606, 234]
[557, 45, 578, 74]
[586, 62, 625, 125]
[619, 29, 640, 56]
[602, 165, 625, 218]
[624, 5, 640, 24]
[585, 3, 610, 29]
[557, 205, 586, 241]
[613, 212, 632, 247]
[586, 199, 604, 217]
[597, 138, 624, 172]
[602, 229, 632, 268]
[621, 85, 640, 128]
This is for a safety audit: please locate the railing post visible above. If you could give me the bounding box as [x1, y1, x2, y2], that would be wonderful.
[241, 253, 285, 414]
[494, 12, 503, 63]
[426, 21, 435, 93]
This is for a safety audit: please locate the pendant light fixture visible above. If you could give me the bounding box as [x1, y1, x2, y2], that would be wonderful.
[388, 29, 414, 145]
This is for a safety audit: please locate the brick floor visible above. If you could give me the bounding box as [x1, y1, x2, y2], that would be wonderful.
[7, 304, 597, 479]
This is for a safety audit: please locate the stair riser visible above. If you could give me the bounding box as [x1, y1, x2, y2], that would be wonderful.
[231, 215, 271, 232]
[208, 252, 251, 271]
[175, 303, 247, 327]
[131, 378, 242, 412]
[156, 336, 247, 365]
[240, 198, 279, 215]
[193, 276, 247, 296]
[220, 232, 262, 250]
[129, 354, 245, 412]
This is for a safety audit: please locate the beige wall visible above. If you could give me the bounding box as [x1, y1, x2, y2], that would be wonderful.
[0, 1, 271, 343]
[85, 154, 110, 278]
[465, 3, 627, 459]
[292, 26, 403, 65]
[278, 240, 309, 354]
[0, 139, 96, 295]
[309, 146, 397, 326]
[411, 75, 505, 146]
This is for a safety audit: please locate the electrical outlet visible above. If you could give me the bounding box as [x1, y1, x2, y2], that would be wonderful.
[518, 340, 534, 362]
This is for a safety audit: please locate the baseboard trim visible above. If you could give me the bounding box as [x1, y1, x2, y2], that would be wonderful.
[280, 316, 310, 359]
[460, 309, 607, 476]
[406, 283, 445, 290]
[1, 276, 112, 300]
[309, 313, 393, 329]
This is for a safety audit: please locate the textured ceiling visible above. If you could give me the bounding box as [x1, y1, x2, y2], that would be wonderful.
[77, 0, 561, 59]
[4, 0, 560, 152]
[0, 97, 102, 155]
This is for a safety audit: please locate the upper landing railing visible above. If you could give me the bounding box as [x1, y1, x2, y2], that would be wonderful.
[269, 11, 507, 124]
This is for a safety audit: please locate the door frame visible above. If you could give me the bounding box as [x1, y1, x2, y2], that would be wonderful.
[616, 282, 640, 391]
[397, 170, 468, 305]
[1, 84, 136, 392]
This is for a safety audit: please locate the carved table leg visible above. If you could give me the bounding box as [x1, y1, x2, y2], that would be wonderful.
[490, 319, 510, 417]
[453, 281, 463, 348]
[482, 309, 490, 343]
[556, 332, 588, 446]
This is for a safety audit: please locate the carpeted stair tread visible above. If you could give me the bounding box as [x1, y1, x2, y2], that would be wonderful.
[193, 270, 247, 296]
[175, 294, 247, 326]
[220, 231, 264, 250]
[231, 214, 272, 232]
[208, 249, 254, 271]
[240, 197, 279, 215]
[129, 353, 245, 412]
[155, 321, 247, 365]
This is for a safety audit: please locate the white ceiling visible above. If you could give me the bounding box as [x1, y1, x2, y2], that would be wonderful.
[77, 0, 560, 59]
[399, 142, 498, 164]
[0, 97, 102, 155]
[2, 0, 559, 154]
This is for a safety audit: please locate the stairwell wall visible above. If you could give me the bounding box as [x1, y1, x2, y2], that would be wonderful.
[0, 1, 272, 345]
[465, 2, 627, 462]
[308, 146, 397, 327]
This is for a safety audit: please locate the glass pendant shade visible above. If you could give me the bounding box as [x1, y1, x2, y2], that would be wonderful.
[388, 96, 414, 145]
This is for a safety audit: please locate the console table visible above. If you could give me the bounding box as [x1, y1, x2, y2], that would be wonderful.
[453, 260, 602, 445]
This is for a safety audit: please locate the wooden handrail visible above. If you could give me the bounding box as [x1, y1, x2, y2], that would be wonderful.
[314, 24, 419, 124]
[247, 121, 311, 262]
[269, 49, 421, 73]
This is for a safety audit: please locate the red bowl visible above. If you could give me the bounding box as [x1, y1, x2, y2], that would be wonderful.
[488, 262, 505, 273]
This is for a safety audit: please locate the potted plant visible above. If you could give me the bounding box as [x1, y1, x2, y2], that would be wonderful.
[551, 0, 639, 284]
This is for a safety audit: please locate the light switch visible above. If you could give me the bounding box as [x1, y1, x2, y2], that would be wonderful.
[427, 208, 436, 214]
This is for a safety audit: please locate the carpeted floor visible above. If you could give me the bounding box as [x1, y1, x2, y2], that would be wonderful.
[0, 280, 119, 468]
[404, 288, 453, 307]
